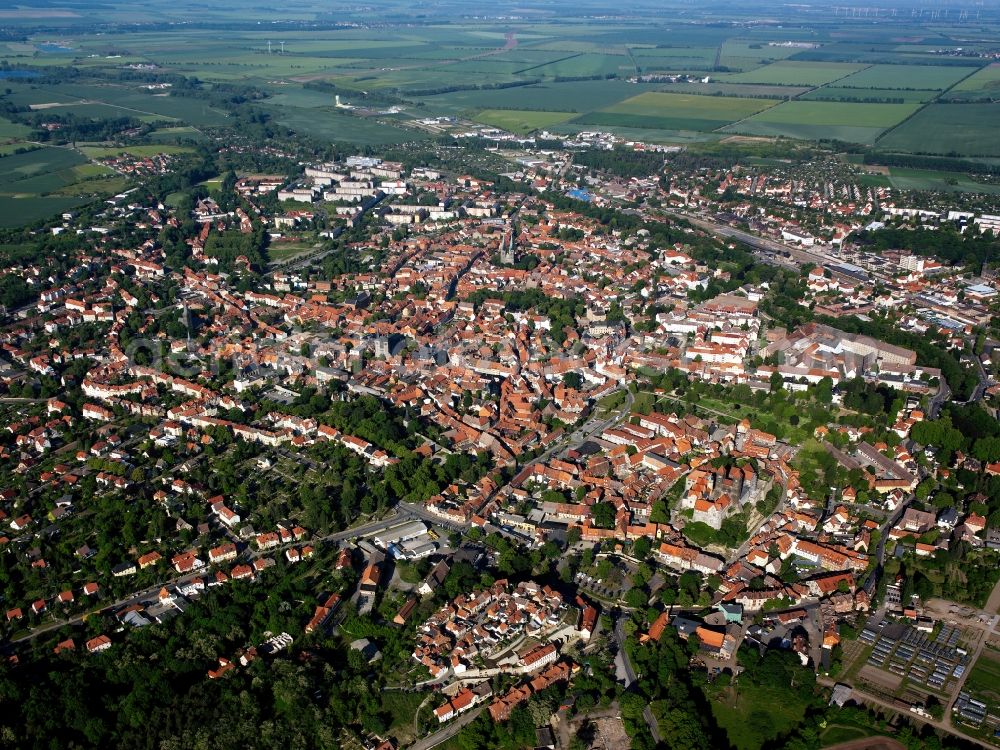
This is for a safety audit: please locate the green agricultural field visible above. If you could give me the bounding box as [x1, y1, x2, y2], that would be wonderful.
[630, 46, 717, 59]
[726, 100, 920, 145]
[875, 102, 1000, 157]
[147, 125, 206, 143]
[472, 109, 575, 133]
[719, 61, 866, 86]
[833, 63, 977, 90]
[577, 91, 775, 132]
[632, 46, 717, 70]
[718, 40, 800, 70]
[0, 196, 89, 227]
[419, 80, 656, 117]
[0, 116, 30, 140]
[78, 144, 195, 159]
[887, 167, 1000, 194]
[525, 52, 635, 78]
[801, 86, 937, 103]
[265, 106, 422, 145]
[0, 146, 88, 195]
[656, 82, 811, 99]
[70, 163, 112, 178]
[16, 82, 232, 127]
[0, 144, 127, 226]
[948, 63, 1000, 100]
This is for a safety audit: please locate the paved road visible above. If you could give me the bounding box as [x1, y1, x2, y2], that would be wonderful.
[407, 705, 484, 750]
[928, 377, 952, 419]
[863, 497, 910, 595]
[612, 616, 662, 745]
[533, 388, 635, 467]
[818, 674, 995, 750]
[954, 351, 990, 406]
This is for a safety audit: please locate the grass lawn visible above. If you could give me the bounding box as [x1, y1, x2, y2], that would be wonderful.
[964, 648, 1000, 708]
[704, 682, 810, 750]
[819, 724, 876, 745]
[472, 108, 575, 133]
[267, 241, 315, 261]
[381, 690, 427, 733]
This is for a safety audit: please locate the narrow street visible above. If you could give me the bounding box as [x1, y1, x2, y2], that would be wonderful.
[613, 615, 663, 745]
[406, 705, 484, 750]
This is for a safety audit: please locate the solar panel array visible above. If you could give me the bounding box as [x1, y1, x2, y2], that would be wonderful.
[862, 621, 968, 693]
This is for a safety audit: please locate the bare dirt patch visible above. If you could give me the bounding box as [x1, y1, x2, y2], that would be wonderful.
[857, 664, 903, 693]
[720, 135, 774, 144]
[29, 101, 89, 110]
[822, 738, 906, 750]
[590, 717, 630, 750]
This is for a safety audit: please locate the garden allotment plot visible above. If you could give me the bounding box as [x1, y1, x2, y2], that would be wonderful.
[725, 100, 921, 145]
[575, 92, 776, 133]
